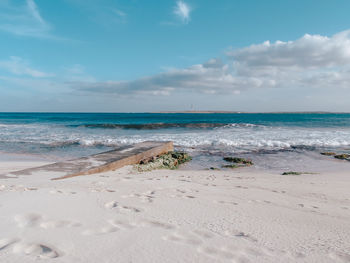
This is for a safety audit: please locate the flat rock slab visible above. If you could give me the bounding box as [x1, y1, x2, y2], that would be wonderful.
[7, 141, 174, 180]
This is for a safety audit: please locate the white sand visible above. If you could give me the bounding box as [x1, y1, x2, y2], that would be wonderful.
[0, 162, 350, 263]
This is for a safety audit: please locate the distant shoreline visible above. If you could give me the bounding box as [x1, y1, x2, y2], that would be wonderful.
[1, 111, 349, 114]
[155, 111, 348, 114]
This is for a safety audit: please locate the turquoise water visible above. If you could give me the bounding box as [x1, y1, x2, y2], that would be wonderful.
[0, 113, 350, 161]
[1, 112, 350, 127]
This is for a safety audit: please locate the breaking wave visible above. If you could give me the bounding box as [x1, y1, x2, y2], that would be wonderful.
[73, 123, 232, 129]
[1, 117, 350, 157]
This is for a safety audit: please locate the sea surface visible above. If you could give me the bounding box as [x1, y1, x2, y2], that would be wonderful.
[1, 112, 350, 171]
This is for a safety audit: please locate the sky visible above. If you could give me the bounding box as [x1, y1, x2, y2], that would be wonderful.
[1, 0, 350, 112]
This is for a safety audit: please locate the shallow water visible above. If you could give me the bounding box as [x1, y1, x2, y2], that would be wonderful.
[0, 113, 350, 170]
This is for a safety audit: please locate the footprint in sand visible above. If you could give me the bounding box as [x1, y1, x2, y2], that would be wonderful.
[14, 214, 42, 228]
[122, 177, 133, 181]
[168, 189, 198, 199]
[105, 189, 116, 192]
[24, 187, 38, 191]
[81, 225, 119, 236]
[0, 238, 19, 251]
[206, 175, 216, 181]
[40, 220, 81, 229]
[104, 201, 142, 213]
[196, 234, 274, 263]
[193, 228, 304, 263]
[107, 218, 176, 232]
[108, 219, 136, 230]
[178, 179, 191, 183]
[119, 205, 142, 213]
[163, 228, 217, 246]
[193, 229, 215, 239]
[139, 220, 176, 230]
[49, 189, 76, 195]
[163, 228, 262, 262]
[14, 213, 81, 229]
[197, 246, 236, 261]
[235, 185, 249, 189]
[297, 203, 321, 210]
[248, 199, 272, 205]
[81, 217, 155, 235]
[224, 230, 258, 243]
[163, 232, 202, 246]
[122, 190, 156, 203]
[90, 187, 116, 193]
[104, 201, 118, 209]
[1, 238, 60, 259]
[214, 200, 239, 205]
[163, 228, 286, 263]
[0, 185, 38, 192]
[137, 193, 156, 203]
[329, 251, 350, 262]
[12, 242, 60, 258]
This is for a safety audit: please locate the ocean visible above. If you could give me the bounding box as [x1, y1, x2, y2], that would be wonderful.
[1, 112, 350, 171]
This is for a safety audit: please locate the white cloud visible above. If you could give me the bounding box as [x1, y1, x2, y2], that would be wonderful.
[3, 29, 350, 111]
[111, 8, 127, 24]
[26, 0, 45, 25]
[62, 64, 96, 82]
[174, 1, 191, 24]
[0, 56, 53, 78]
[112, 8, 126, 18]
[65, 0, 128, 26]
[70, 29, 350, 97]
[227, 29, 350, 91]
[229, 30, 350, 70]
[0, 0, 52, 38]
[71, 58, 270, 96]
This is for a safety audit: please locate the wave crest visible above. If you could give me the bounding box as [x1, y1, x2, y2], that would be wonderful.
[71, 122, 265, 130]
[75, 123, 229, 129]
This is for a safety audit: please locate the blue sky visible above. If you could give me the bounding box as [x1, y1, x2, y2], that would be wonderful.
[1, 0, 350, 112]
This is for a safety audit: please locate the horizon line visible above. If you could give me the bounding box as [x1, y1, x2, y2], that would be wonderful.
[0, 111, 350, 114]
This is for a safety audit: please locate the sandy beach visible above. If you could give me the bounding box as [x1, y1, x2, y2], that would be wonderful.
[1, 160, 349, 263]
[2, 0, 350, 261]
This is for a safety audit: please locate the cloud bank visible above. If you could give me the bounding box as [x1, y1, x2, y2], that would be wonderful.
[2, 27, 350, 111]
[70, 29, 350, 96]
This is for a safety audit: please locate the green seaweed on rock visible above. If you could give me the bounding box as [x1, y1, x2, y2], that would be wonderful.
[320, 152, 336, 156]
[223, 157, 253, 166]
[222, 164, 239, 169]
[169, 151, 192, 164]
[281, 171, 317, 175]
[334, 154, 350, 161]
[320, 152, 350, 161]
[135, 151, 192, 172]
[282, 171, 302, 175]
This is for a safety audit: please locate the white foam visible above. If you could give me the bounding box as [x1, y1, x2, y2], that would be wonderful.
[1, 123, 350, 154]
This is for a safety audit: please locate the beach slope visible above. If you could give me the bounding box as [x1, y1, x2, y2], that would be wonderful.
[0, 163, 349, 262]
